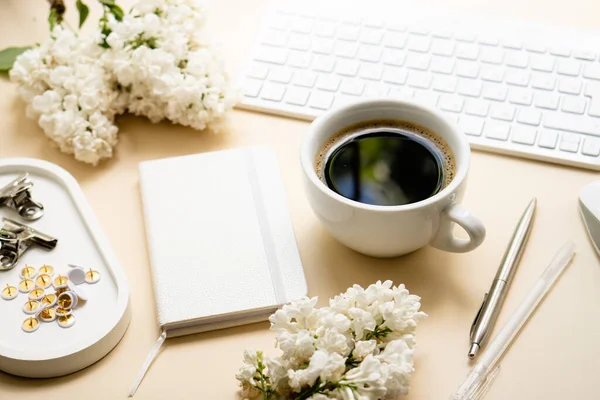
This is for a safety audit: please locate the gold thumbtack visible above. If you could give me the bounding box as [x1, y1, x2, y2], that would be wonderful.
[18, 279, 35, 293]
[23, 300, 40, 314]
[39, 265, 54, 275]
[53, 275, 69, 289]
[55, 287, 68, 296]
[2, 284, 18, 300]
[20, 265, 37, 279]
[57, 292, 74, 309]
[28, 288, 45, 301]
[57, 314, 75, 328]
[41, 293, 57, 307]
[84, 269, 100, 284]
[22, 316, 40, 333]
[55, 307, 72, 317]
[35, 274, 52, 289]
[39, 307, 56, 322]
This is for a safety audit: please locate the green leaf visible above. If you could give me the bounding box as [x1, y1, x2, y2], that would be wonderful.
[108, 4, 125, 21]
[0, 46, 32, 72]
[48, 8, 58, 31]
[98, 0, 116, 5]
[76, 0, 90, 28]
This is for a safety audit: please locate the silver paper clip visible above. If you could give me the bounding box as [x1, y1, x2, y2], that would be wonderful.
[0, 218, 57, 270]
[0, 174, 44, 221]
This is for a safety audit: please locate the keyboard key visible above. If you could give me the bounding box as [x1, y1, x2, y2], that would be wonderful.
[364, 17, 384, 28]
[455, 32, 476, 43]
[359, 64, 383, 80]
[481, 66, 504, 82]
[559, 134, 580, 152]
[433, 30, 453, 39]
[293, 70, 316, 87]
[439, 95, 464, 112]
[558, 78, 582, 95]
[457, 79, 482, 97]
[269, 67, 294, 83]
[543, 114, 600, 136]
[557, 59, 581, 76]
[549, 47, 571, 57]
[337, 25, 360, 41]
[491, 104, 515, 121]
[246, 63, 270, 79]
[509, 88, 533, 105]
[482, 83, 507, 101]
[288, 33, 311, 50]
[583, 64, 600, 80]
[484, 121, 510, 140]
[382, 48, 405, 66]
[414, 91, 439, 106]
[456, 61, 479, 78]
[511, 126, 537, 145]
[561, 96, 586, 114]
[505, 50, 529, 68]
[460, 115, 485, 136]
[255, 46, 288, 64]
[260, 82, 286, 101]
[456, 43, 479, 60]
[535, 93, 559, 110]
[243, 79, 262, 97]
[480, 47, 504, 64]
[360, 28, 384, 45]
[502, 36, 523, 49]
[406, 53, 431, 70]
[516, 108, 542, 125]
[312, 55, 336, 72]
[465, 99, 490, 116]
[364, 82, 389, 97]
[431, 56, 455, 74]
[407, 35, 431, 52]
[357, 45, 383, 63]
[478, 35, 499, 46]
[389, 87, 414, 100]
[530, 55, 555, 72]
[261, 30, 288, 47]
[268, 15, 291, 30]
[312, 38, 335, 54]
[582, 137, 600, 156]
[573, 50, 596, 61]
[584, 82, 600, 117]
[291, 18, 312, 34]
[383, 67, 407, 85]
[538, 130, 558, 148]
[385, 32, 407, 49]
[288, 50, 311, 68]
[335, 41, 359, 58]
[431, 39, 455, 56]
[284, 87, 310, 105]
[335, 59, 360, 77]
[340, 78, 365, 95]
[505, 69, 530, 86]
[313, 21, 337, 38]
[407, 71, 432, 89]
[524, 41, 546, 53]
[531, 73, 556, 90]
[316, 74, 341, 91]
[336, 94, 360, 106]
[432, 75, 458, 93]
[308, 91, 334, 109]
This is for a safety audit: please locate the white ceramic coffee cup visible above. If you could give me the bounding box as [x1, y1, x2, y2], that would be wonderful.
[300, 99, 486, 257]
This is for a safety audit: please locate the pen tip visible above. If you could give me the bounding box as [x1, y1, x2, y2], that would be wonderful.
[468, 343, 479, 359]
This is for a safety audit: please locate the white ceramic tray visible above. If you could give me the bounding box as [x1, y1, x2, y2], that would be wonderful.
[0, 158, 131, 378]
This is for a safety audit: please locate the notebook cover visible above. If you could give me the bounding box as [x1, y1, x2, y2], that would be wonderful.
[139, 146, 307, 332]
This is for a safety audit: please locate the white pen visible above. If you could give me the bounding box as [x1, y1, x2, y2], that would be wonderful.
[451, 241, 576, 400]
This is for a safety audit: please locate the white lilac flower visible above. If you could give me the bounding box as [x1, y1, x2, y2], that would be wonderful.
[353, 340, 378, 360]
[288, 350, 346, 392]
[277, 330, 316, 362]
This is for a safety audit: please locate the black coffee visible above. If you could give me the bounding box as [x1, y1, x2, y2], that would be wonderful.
[316, 120, 455, 206]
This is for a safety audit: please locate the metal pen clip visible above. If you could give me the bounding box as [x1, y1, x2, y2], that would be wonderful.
[0, 174, 44, 221]
[470, 292, 488, 338]
[0, 218, 57, 271]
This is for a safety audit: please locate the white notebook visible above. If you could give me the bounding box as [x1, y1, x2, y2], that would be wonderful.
[130, 146, 307, 395]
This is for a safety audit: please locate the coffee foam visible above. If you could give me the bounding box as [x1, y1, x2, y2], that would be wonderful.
[315, 119, 456, 189]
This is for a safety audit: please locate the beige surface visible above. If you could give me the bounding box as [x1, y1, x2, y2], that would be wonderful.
[1, 1, 600, 399]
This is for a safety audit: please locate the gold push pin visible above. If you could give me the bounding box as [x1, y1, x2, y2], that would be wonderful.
[53, 275, 69, 289]
[22, 300, 40, 314]
[2, 284, 18, 300]
[55, 307, 72, 317]
[28, 288, 45, 301]
[39, 265, 54, 275]
[22, 316, 40, 333]
[18, 279, 35, 293]
[41, 293, 57, 307]
[19, 265, 37, 279]
[57, 314, 75, 328]
[84, 269, 100, 284]
[35, 274, 52, 289]
[57, 292, 76, 310]
[39, 307, 56, 322]
[55, 287, 67, 296]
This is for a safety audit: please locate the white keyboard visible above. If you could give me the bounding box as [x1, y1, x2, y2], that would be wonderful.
[237, 0, 600, 171]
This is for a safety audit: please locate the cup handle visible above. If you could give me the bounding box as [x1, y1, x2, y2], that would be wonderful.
[431, 203, 486, 253]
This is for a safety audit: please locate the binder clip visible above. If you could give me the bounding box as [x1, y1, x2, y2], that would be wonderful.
[0, 218, 57, 271]
[0, 174, 44, 221]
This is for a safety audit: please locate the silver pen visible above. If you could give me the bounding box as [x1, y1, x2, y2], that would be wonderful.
[468, 198, 537, 359]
